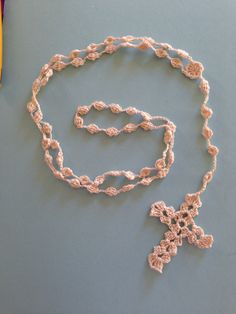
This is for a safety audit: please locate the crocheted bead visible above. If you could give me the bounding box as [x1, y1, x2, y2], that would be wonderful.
[52, 61, 67, 71]
[121, 184, 135, 192]
[50, 140, 60, 149]
[50, 54, 64, 63]
[203, 171, 213, 183]
[155, 48, 168, 58]
[69, 49, 80, 58]
[87, 52, 100, 61]
[87, 44, 98, 53]
[32, 79, 41, 94]
[141, 177, 152, 185]
[177, 49, 189, 59]
[69, 178, 81, 188]
[110, 103, 122, 113]
[121, 35, 135, 42]
[87, 185, 100, 194]
[71, 57, 84, 67]
[140, 167, 151, 178]
[158, 169, 168, 178]
[27, 101, 37, 113]
[208, 145, 219, 156]
[104, 36, 116, 45]
[105, 45, 117, 54]
[126, 107, 138, 115]
[201, 105, 213, 119]
[164, 130, 173, 143]
[155, 159, 165, 170]
[125, 171, 136, 180]
[138, 40, 151, 50]
[32, 111, 43, 123]
[202, 126, 213, 139]
[94, 175, 105, 186]
[77, 106, 90, 115]
[74, 116, 83, 128]
[105, 187, 118, 196]
[42, 123, 52, 135]
[62, 167, 73, 177]
[170, 58, 182, 69]
[140, 121, 154, 131]
[40, 64, 50, 75]
[123, 123, 137, 133]
[183, 61, 204, 79]
[93, 101, 107, 111]
[106, 127, 119, 137]
[141, 111, 152, 121]
[41, 138, 51, 150]
[79, 175, 91, 185]
[87, 124, 100, 134]
[199, 79, 210, 95]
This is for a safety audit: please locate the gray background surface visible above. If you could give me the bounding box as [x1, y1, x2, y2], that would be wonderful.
[0, 1, 235, 313]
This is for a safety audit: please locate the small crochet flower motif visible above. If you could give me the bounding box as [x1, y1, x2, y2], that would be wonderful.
[87, 184, 100, 194]
[139, 167, 152, 178]
[140, 121, 154, 131]
[27, 101, 37, 113]
[123, 123, 137, 133]
[71, 57, 85, 67]
[62, 167, 73, 177]
[199, 79, 210, 95]
[87, 52, 100, 61]
[126, 107, 138, 115]
[74, 115, 83, 128]
[105, 44, 117, 54]
[148, 195, 213, 273]
[138, 39, 152, 50]
[202, 126, 213, 139]
[32, 110, 43, 123]
[164, 129, 173, 144]
[86, 44, 98, 53]
[69, 49, 80, 59]
[93, 101, 107, 111]
[87, 124, 100, 134]
[208, 145, 219, 156]
[105, 187, 119, 196]
[42, 122, 52, 135]
[52, 61, 67, 71]
[183, 61, 204, 79]
[170, 58, 182, 69]
[106, 127, 119, 137]
[50, 54, 64, 63]
[69, 178, 81, 188]
[77, 105, 90, 115]
[201, 104, 213, 119]
[104, 36, 116, 45]
[121, 35, 135, 42]
[155, 159, 165, 170]
[110, 103, 122, 113]
[155, 48, 168, 58]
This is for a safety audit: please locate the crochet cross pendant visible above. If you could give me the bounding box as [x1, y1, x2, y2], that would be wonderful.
[148, 193, 213, 273]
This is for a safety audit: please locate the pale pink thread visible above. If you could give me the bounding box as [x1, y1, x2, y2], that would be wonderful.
[27, 36, 219, 273]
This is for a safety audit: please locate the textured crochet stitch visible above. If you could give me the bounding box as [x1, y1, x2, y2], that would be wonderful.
[27, 36, 219, 273]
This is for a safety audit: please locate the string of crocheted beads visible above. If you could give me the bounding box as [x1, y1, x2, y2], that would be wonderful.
[27, 36, 219, 273]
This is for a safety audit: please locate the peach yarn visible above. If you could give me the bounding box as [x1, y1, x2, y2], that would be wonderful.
[27, 36, 219, 273]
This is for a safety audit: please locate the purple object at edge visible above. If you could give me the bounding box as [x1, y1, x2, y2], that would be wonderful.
[1, 0, 5, 20]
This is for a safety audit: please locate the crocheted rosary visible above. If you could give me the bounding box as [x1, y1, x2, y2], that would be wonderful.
[27, 36, 219, 273]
